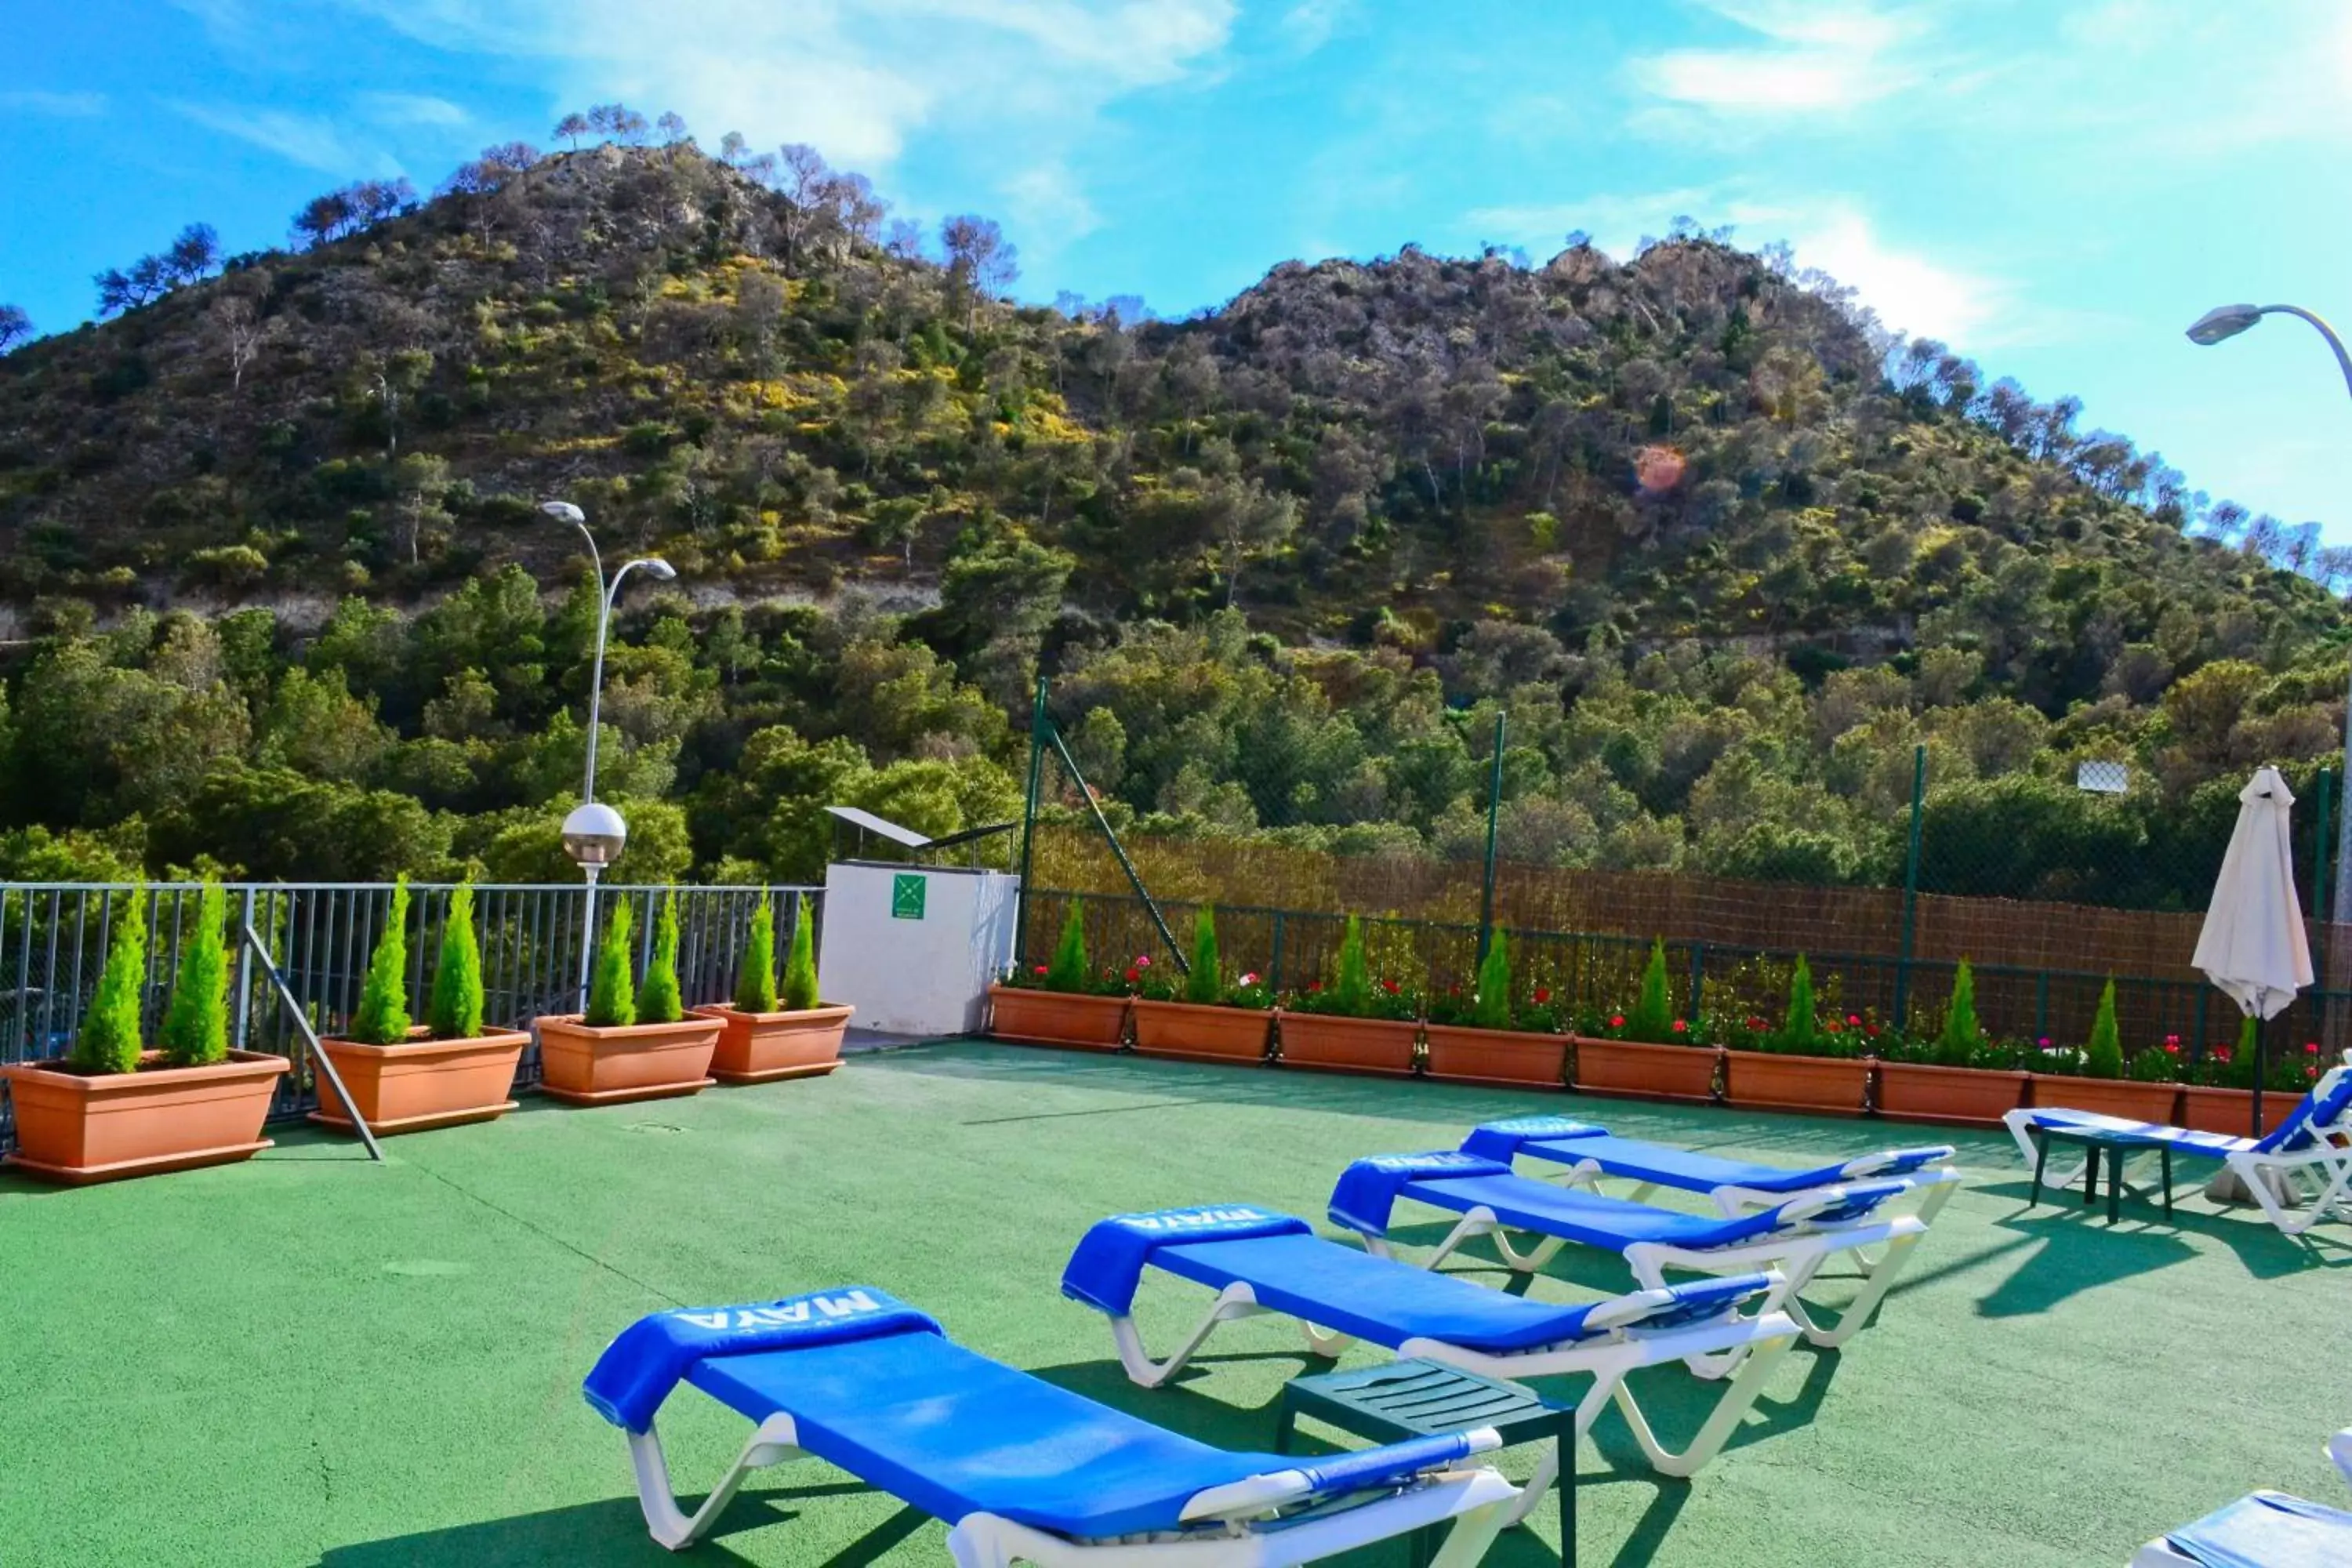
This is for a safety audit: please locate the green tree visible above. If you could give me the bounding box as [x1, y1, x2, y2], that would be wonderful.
[348, 878, 412, 1045]
[429, 881, 485, 1040]
[1776, 955, 1819, 1054]
[1933, 959, 1980, 1067]
[586, 898, 637, 1027]
[1184, 906, 1221, 1004]
[735, 892, 779, 1012]
[639, 893, 683, 1023]
[2084, 978, 2124, 1078]
[1044, 901, 1088, 993]
[161, 881, 230, 1065]
[1472, 935, 1512, 1031]
[73, 885, 148, 1073]
[782, 903, 819, 1011]
[1628, 938, 1674, 1040]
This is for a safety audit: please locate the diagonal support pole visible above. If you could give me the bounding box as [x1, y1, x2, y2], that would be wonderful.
[1045, 723, 1188, 975]
[241, 923, 382, 1163]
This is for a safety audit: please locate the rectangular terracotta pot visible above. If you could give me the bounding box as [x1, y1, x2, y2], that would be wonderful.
[2179, 1084, 2309, 1138]
[312, 1029, 531, 1134]
[1875, 1062, 2029, 1128]
[1131, 1000, 1272, 1062]
[1275, 1011, 1420, 1076]
[1570, 1036, 1722, 1103]
[690, 1003, 854, 1083]
[1723, 1050, 1873, 1116]
[1422, 1024, 1569, 1088]
[2027, 1076, 2181, 1125]
[987, 985, 1129, 1051]
[1, 1051, 290, 1185]
[535, 1014, 720, 1105]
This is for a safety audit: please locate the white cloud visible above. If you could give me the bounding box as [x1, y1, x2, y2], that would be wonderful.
[1002, 162, 1102, 253]
[1, 89, 107, 117]
[358, 92, 468, 127]
[1279, 0, 1356, 54]
[169, 102, 384, 175]
[1631, 0, 1919, 118]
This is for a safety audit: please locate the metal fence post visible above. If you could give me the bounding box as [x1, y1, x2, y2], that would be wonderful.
[1687, 942, 1706, 1022]
[232, 885, 256, 1053]
[1014, 675, 1047, 969]
[1893, 745, 1926, 1029]
[1477, 710, 1506, 964]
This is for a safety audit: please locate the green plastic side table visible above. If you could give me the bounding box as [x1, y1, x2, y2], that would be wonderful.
[1276, 1358, 1575, 1566]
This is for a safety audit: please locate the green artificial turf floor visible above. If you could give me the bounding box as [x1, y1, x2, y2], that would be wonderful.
[3, 1040, 2347, 1567]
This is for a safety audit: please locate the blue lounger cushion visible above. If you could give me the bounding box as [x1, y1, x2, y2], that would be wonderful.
[1330, 1152, 1911, 1247]
[2158, 1489, 2352, 1566]
[684, 1319, 1476, 1538]
[2027, 1066, 2352, 1160]
[1461, 1118, 1952, 1195]
[1145, 1229, 1771, 1352]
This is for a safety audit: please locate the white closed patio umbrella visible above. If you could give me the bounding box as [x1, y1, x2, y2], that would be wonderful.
[2190, 766, 2314, 1126]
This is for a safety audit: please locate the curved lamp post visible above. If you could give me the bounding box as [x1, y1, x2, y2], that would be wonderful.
[2186, 305, 2352, 931]
[540, 499, 677, 1004]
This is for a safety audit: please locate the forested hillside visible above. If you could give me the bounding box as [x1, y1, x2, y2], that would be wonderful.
[0, 132, 2344, 897]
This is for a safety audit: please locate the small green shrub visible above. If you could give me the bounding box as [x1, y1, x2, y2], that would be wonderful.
[585, 898, 637, 1027]
[1627, 938, 1673, 1040]
[1332, 916, 1371, 1015]
[429, 881, 485, 1040]
[1044, 902, 1088, 993]
[1472, 938, 1512, 1031]
[1933, 960, 1980, 1068]
[2128, 1045, 2180, 1083]
[735, 892, 779, 1012]
[2084, 979, 2124, 1078]
[638, 893, 683, 1024]
[1184, 907, 1222, 1005]
[74, 886, 149, 1073]
[1773, 955, 1820, 1054]
[348, 878, 412, 1046]
[162, 881, 230, 1066]
[782, 903, 819, 1011]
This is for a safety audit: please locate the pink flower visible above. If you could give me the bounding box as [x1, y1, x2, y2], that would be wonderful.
[2307, 1042, 2322, 1054]
[1239, 972, 1259, 986]
[2165, 1034, 2181, 1046]
[2038, 1036, 2051, 1048]
[1671, 1019, 1688, 1033]
[1846, 1014, 1861, 1026]
[1135, 955, 1152, 969]
[1610, 1014, 1626, 1028]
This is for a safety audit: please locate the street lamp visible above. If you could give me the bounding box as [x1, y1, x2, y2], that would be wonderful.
[2185, 302, 2352, 931]
[542, 499, 677, 1002]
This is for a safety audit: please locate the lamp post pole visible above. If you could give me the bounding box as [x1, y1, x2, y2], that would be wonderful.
[541, 501, 676, 1007]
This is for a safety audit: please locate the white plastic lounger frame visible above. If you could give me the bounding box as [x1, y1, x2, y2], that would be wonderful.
[2002, 1100, 2352, 1237]
[1366, 1185, 1926, 1371]
[2129, 1428, 2352, 1565]
[1105, 1277, 1801, 1509]
[624, 1412, 1519, 1566]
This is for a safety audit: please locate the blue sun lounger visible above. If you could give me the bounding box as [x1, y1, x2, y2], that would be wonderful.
[585, 1286, 1518, 1564]
[1060, 1204, 1802, 1501]
[1328, 1152, 1926, 1365]
[1461, 1116, 1960, 1225]
[2133, 1430, 2352, 1565]
[2005, 1064, 2352, 1236]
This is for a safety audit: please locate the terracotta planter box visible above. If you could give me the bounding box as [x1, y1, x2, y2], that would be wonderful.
[1571, 1036, 1722, 1103]
[535, 1014, 720, 1105]
[1723, 1050, 1873, 1116]
[1131, 1000, 1272, 1063]
[987, 985, 1129, 1051]
[691, 1003, 854, 1084]
[2180, 1084, 2310, 1139]
[1422, 1024, 1569, 1088]
[312, 1028, 531, 1134]
[1875, 1062, 2030, 1128]
[2028, 1076, 2181, 1125]
[1, 1051, 289, 1185]
[1276, 1011, 1421, 1076]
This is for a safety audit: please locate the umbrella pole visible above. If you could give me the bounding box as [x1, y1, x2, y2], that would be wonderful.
[2252, 1013, 2266, 1131]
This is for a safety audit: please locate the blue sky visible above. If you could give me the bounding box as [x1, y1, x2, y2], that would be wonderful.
[6, 0, 2351, 533]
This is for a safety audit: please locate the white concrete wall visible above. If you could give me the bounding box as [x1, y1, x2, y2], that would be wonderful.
[816, 862, 1019, 1036]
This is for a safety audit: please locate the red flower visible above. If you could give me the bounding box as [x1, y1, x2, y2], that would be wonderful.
[2308, 1064, 2323, 1080]
[1306, 982, 1323, 993]
[2164, 1041, 2180, 1054]
[1609, 1014, 1626, 1028]
[2307, 1042, 2323, 1054]
[1824, 1020, 1843, 1033]
[1671, 1019, 1688, 1033]
[1846, 1014, 1861, 1026]
[1532, 986, 1552, 1004]
[1381, 978, 1401, 995]
[1124, 967, 1141, 984]
[1032, 964, 1047, 975]
[2215, 1046, 2234, 1063]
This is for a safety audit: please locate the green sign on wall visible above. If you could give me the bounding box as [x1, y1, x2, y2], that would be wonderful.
[891, 873, 927, 920]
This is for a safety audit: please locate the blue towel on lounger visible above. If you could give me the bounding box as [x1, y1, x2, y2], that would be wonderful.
[1061, 1204, 1312, 1315]
[1459, 1116, 1611, 1159]
[1328, 1151, 1514, 1237]
[583, 1286, 940, 1433]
